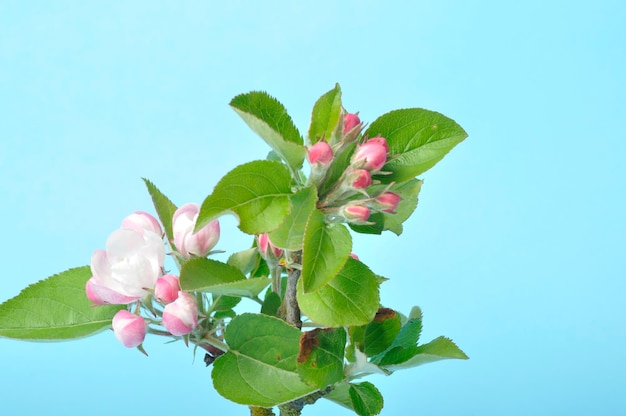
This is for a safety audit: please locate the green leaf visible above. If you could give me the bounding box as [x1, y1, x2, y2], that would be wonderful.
[230, 91, 305, 171]
[180, 258, 270, 297]
[378, 336, 468, 371]
[199, 278, 271, 298]
[260, 290, 281, 316]
[180, 258, 246, 290]
[324, 381, 354, 410]
[349, 382, 384, 416]
[298, 258, 379, 327]
[227, 247, 261, 275]
[211, 295, 241, 312]
[0, 266, 123, 340]
[196, 160, 293, 235]
[366, 108, 468, 183]
[212, 313, 316, 406]
[301, 210, 352, 293]
[268, 186, 317, 250]
[370, 313, 422, 366]
[296, 327, 347, 389]
[307, 83, 342, 145]
[363, 308, 402, 357]
[142, 178, 178, 243]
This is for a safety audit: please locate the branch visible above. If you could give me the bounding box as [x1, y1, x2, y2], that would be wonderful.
[284, 250, 302, 329]
[250, 407, 276, 416]
[278, 387, 332, 416]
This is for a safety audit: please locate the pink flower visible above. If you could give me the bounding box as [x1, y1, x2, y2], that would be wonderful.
[258, 233, 283, 259]
[350, 253, 360, 261]
[342, 204, 371, 223]
[162, 292, 198, 336]
[376, 192, 401, 213]
[307, 141, 333, 165]
[112, 310, 147, 348]
[154, 274, 181, 304]
[349, 169, 372, 189]
[351, 136, 389, 172]
[173, 203, 220, 258]
[89, 228, 165, 303]
[86, 277, 139, 305]
[343, 113, 361, 134]
[121, 211, 162, 236]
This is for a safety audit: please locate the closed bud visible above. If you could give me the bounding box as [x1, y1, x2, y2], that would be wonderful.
[376, 192, 401, 213]
[307, 141, 333, 165]
[349, 169, 372, 189]
[154, 274, 181, 304]
[343, 113, 361, 134]
[351, 136, 389, 172]
[258, 233, 283, 259]
[112, 310, 147, 348]
[162, 292, 198, 336]
[342, 204, 371, 223]
[173, 203, 220, 258]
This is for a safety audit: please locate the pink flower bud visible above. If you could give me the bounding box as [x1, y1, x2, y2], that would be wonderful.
[121, 211, 163, 237]
[154, 274, 180, 304]
[349, 253, 360, 261]
[343, 113, 361, 134]
[342, 204, 371, 223]
[307, 141, 333, 165]
[112, 310, 147, 348]
[349, 169, 372, 189]
[162, 292, 198, 336]
[351, 136, 389, 172]
[258, 233, 283, 259]
[376, 192, 401, 213]
[173, 203, 220, 258]
[367, 136, 389, 153]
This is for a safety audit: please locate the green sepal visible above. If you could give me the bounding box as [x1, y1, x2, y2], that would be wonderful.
[0, 266, 123, 340]
[349, 179, 422, 236]
[366, 108, 467, 183]
[196, 160, 293, 235]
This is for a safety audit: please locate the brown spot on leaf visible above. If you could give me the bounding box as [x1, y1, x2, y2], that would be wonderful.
[297, 328, 321, 363]
[374, 307, 396, 322]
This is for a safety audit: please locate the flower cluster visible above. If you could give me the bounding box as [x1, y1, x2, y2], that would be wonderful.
[86, 208, 219, 349]
[307, 112, 401, 225]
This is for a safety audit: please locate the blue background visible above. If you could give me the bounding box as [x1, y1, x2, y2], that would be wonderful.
[1, 1, 625, 415]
